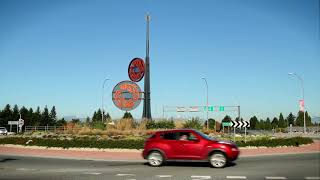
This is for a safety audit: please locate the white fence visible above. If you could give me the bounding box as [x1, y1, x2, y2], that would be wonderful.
[24, 126, 82, 133]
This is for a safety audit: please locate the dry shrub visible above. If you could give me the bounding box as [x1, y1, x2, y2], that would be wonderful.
[136, 119, 148, 131]
[175, 120, 185, 129]
[115, 118, 135, 131]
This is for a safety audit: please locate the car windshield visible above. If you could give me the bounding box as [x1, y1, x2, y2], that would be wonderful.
[195, 130, 216, 140]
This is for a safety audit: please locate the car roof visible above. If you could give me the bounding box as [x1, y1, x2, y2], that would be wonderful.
[155, 129, 197, 134]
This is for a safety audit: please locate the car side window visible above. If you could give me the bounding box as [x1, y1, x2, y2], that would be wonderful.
[178, 132, 199, 141]
[161, 132, 178, 140]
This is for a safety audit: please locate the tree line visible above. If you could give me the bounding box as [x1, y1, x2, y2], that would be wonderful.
[0, 104, 316, 130]
[220, 111, 314, 130]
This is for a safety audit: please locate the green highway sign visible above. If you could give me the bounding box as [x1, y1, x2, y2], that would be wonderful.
[204, 106, 214, 111]
[204, 106, 225, 112]
[222, 122, 231, 126]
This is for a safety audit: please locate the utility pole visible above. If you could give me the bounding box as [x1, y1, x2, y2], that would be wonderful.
[142, 14, 152, 120]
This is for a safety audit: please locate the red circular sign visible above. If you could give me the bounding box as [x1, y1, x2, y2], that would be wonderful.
[128, 58, 145, 82]
[112, 80, 142, 111]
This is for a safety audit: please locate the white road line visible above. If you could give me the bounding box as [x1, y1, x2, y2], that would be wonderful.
[82, 172, 101, 175]
[156, 175, 173, 178]
[126, 179, 136, 180]
[191, 175, 211, 179]
[116, 174, 136, 176]
[305, 177, 320, 180]
[226, 176, 247, 179]
[265, 177, 287, 179]
[16, 168, 36, 171]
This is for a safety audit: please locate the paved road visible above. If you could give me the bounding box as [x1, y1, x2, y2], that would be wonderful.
[0, 153, 319, 180]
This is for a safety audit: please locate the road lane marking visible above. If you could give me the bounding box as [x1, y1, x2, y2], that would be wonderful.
[191, 175, 211, 179]
[82, 172, 101, 175]
[116, 174, 136, 176]
[265, 177, 287, 179]
[305, 177, 320, 180]
[156, 175, 173, 178]
[16, 168, 36, 171]
[226, 176, 247, 179]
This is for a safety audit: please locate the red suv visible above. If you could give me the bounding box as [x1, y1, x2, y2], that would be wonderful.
[143, 129, 239, 168]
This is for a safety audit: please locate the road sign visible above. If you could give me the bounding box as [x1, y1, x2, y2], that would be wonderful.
[231, 120, 250, 128]
[18, 119, 24, 127]
[8, 121, 18, 125]
[222, 122, 231, 127]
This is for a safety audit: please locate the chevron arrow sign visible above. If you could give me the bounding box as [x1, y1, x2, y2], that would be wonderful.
[231, 120, 250, 128]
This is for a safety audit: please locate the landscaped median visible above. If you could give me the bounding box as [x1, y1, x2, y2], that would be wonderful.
[0, 136, 314, 149]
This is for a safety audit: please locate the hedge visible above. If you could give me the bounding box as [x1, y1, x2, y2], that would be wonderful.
[0, 137, 313, 149]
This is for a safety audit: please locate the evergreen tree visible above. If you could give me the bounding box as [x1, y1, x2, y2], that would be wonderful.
[41, 106, 50, 126]
[249, 116, 259, 129]
[28, 108, 35, 126]
[265, 118, 272, 130]
[258, 120, 265, 130]
[33, 107, 41, 126]
[0, 104, 12, 126]
[123, 111, 133, 119]
[286, 112, 295, 126]
[85, 117, 91, 124]
[278, 113, 286, 128]
[105, 113, 111, 120]
[56, 118, 67, 126]
[12, 104, 20, 121]
[271, 117, 279, 129]
[296, 111, 312, 127]
[19, 106, 29, 126]
[49, 106, 57, 125]
[96, 109, 102, 122]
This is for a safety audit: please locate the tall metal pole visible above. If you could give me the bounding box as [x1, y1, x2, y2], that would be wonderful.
[102, 78, 110, 123]
[288, 73, 306, 133]
[142, 14, 152, 120]
[201, 78, 209, 130]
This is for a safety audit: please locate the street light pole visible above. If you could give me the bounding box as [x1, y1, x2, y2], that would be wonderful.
[102, 78, 110, 123]
[288, 73, 306, 133]
[201, 77, 209, 130]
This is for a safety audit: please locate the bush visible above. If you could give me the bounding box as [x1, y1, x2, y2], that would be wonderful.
[92, 122, 106, 130]
[146, 120, 175, 129]
[0, 137, 144, 149]
[236, 137, 313, 147]
[183, 118, 202, 130]
[0, 136, 313, 149]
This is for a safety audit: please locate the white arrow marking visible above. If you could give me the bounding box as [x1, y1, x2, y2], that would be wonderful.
[116, 174, 136, 176]
[82, 172, 101, 175]
[191, 175, 211, 179]
[156, 175, 173, 178]
[265, 177, 287, 179]
[226, 176, 247, 179]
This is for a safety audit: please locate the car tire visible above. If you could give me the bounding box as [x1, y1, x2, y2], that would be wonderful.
[209, 152, 227, 168]
[147, 151, 165, 167]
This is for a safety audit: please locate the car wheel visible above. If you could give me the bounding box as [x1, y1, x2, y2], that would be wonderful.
[147, 151, 164, 167]
[209, 152, 227, 168]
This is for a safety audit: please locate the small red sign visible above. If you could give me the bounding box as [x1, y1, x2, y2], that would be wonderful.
[128, 58, 145, 82]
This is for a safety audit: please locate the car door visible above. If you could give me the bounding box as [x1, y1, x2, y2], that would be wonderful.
[177, 131, 204, 160]
[159, 132, 185, 159]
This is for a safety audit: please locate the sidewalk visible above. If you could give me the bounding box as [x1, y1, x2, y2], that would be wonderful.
[0, 141, 319, 161]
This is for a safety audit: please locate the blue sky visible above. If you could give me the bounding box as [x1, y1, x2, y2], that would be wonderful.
[0, 0, 319, 121]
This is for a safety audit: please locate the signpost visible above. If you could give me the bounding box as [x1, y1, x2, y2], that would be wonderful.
[231, 120, 250, 143]
[18, 119, 24, 133]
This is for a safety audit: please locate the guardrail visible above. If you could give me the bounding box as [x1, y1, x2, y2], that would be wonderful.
[24, 126, 82, 133]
